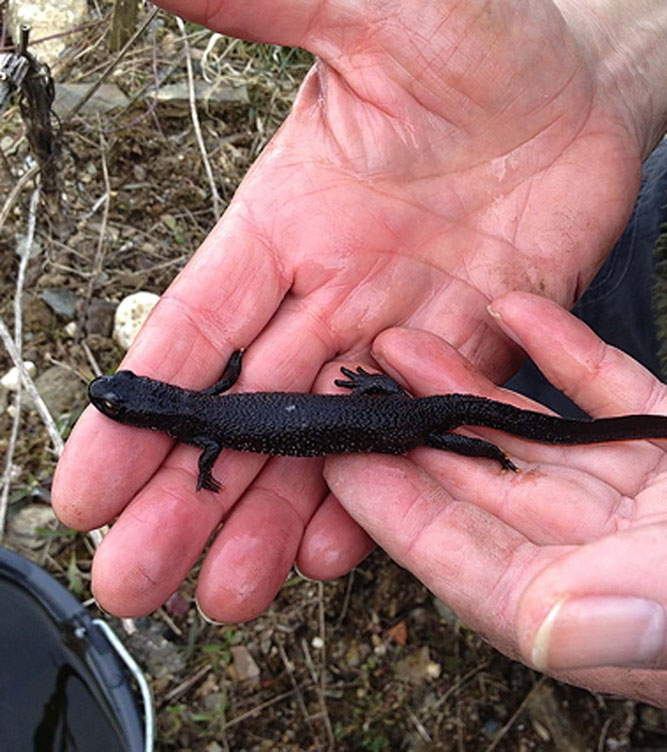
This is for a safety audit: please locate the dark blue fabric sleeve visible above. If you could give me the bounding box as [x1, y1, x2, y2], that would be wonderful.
[506, 139, 667, 417]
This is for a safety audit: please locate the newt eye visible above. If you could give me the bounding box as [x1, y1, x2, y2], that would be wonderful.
[101, 399, 119, 415]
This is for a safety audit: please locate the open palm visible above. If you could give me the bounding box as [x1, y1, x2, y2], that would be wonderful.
[53, 0, 644, 628]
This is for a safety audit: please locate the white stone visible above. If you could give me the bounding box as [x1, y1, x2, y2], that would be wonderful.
[1, 361, 36, 391]
[113, 292, 160, 350]
[8, 0, 88, 66]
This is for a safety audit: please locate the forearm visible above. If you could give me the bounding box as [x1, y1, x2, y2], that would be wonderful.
[556, 0, 667, 159]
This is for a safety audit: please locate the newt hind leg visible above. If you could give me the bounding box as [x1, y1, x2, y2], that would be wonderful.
[426, 430, 519, 472]
[193, 437, 223, 492]
[335, 366, 408, 397]
[201, 349, 244, 397]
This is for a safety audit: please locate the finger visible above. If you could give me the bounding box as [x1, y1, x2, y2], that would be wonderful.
[414, 447, 627, 545]
[152, 0, 323, 47]
[53, 411, 172, 529]
[91, 464, 226, 616]
[489, 291, 667, 417]
[196, 457, 327, 622]
[325, 452, 542, 658]
[296, 492, 376, 580]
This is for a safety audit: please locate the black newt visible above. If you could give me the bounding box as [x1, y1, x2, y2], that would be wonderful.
[88, 349, 667, 492]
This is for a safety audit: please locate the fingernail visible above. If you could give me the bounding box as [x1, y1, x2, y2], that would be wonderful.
[487, 304, 523, 348]
[486, 304, 502, 322]
[194, 596, 227, 626]
[531, 596, 665, 670]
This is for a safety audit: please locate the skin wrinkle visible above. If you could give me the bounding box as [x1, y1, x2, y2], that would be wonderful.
[251, 481, 312, 529]
[641, 379, 667, 417]
[152, 465, 225, 516]
[299, 175, 544, 319]
[155, 240, 292, 379]
[322, 255, 408, 332]
[221, 203, 295, 292]
[482, 539, 548, 650]
[314, 11, 513, 138]
[397, 495, 457, 576]
[313, 100, 580, 253]
[413, 1, 492, 111]
[156, 295, 235, 380]
[605, 493, 637, 535]
[133, 561, 160, 589]
[327, 154, 587, 311]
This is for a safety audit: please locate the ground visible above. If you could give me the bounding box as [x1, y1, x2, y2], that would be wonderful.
[1, 4, 667, 750]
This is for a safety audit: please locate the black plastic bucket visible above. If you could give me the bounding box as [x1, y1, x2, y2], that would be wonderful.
[0, 546, 152, 751]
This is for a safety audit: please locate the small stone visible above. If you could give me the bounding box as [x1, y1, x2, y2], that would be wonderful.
[64, 321, 78, 337]
[230, 645, 260, 682]
[2, 362, 36, 391]
[395, 646, 441, 684]
[14, 233, 41, 260]
[53, 83, 131, 118]
[7, 504, 58, 550]
[386, 620, 408, 646]
[34, 365, 86, 417]
[154, 80, 249, 108]
[311, 636, 324, 649]
[86, 298, 117, 337]
[41, 288, 77, 319]
[113, 292, 160, 350]
[127, 621, 187, 680]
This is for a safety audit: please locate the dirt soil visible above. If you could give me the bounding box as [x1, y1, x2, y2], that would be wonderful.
[2, 4, 667, 751]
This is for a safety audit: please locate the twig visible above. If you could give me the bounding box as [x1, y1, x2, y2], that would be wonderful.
[0, 20, 107, 54]
[431, 659, 491, 711]
[160, 662, 213, 706]
[333, 570, 354, 631]
[80, 124, 111, 330]
[0, 163, 39, 233]
[81, 340, 102, 378]
[0, 319, 64, 456]
[225, 688, 299, 730]
[175, 17, 223, 219]
[276, 636, 320, 747]
[0, 188, 43, 539]
[300, 633, 335, 751]
[484, 675, 548, 752]
[408, 709, 433, 744]
[316, 581, 335, 749]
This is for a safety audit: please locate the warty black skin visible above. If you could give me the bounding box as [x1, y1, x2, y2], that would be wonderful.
[88, 349, 667, 492]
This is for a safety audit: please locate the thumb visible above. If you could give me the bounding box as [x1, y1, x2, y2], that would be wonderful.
[152, 0, 333, 47]
[517, 524, 667, 672]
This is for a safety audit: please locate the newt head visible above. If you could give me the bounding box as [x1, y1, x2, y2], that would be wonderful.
[88, 370, 182, 434]
[88, 370, 141, 421]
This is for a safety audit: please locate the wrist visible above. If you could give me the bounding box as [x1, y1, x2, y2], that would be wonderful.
[555, 0, 667, 159]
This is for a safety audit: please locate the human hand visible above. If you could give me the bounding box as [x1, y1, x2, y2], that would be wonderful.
[52, 0, 665, 622]
[327, 291, 667, 707]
